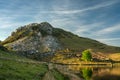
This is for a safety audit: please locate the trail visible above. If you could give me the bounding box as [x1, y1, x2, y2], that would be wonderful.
[42, 71, 56, 80]
[59, 70, 83, 80]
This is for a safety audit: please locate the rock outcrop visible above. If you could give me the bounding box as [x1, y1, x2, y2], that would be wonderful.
[2, 22, 61, 54]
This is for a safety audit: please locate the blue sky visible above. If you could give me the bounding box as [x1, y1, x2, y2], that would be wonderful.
[0, 0, 120, 47]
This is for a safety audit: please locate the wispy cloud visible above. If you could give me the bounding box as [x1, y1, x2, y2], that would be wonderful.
[39, 0, 118, 14]
[96, 24, 120, 35]
[97, 38, 120, 41]
[74, 22, 105, 36]
[95, 37, 120, 46]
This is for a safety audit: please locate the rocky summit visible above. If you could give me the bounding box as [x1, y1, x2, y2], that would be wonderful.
[2, 22, 61, 54]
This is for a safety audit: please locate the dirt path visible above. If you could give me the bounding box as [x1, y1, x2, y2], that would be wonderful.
[42, 71, 56, 80]
[59, 70, 83, 80]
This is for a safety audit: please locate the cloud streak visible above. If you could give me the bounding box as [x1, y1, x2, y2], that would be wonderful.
[97, 38, 120, 41]
[96, 24, 120, 35]
[95, 38, 120, 46]
[39, 0, 118, 14]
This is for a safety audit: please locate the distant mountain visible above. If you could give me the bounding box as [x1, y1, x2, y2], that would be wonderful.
[1, 22, 120, 54]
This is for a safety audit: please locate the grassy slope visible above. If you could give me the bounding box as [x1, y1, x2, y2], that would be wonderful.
[53, 28, 120, 53]
[0, 50, 48, 80]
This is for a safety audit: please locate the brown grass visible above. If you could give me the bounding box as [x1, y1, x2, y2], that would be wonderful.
[108, 53, 120, 61]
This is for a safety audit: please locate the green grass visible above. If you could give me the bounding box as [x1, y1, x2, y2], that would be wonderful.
[0, 50, 48, 80]
[0, 60, 48, 80]
[0, 50, 34, 62]
[51, 69, 69, 80]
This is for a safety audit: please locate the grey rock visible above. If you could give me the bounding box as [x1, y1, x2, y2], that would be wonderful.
[5, 22, 62, 54]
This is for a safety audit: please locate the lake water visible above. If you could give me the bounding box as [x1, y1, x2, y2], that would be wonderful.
[54, 64, 120, 80]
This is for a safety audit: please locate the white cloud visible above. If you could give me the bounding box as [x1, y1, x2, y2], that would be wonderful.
[95, 38, 120, 47]
[39, 0, 117, 14]
[96, 38, 120, 41]
[96, 24, 120, 35]
[0, 16, 30, 29]
[75, 22, 104, 35]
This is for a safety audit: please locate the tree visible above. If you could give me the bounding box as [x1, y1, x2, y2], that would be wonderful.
[81, 49, 92, 61]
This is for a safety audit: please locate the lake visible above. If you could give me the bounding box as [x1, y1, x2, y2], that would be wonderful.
[54, 64, 120, 80]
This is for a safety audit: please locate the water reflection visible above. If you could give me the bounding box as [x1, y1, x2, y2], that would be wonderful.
[54, 64, 120, 80]
[82, 68, 92, 80]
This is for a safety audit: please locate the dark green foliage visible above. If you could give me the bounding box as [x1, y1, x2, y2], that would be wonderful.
[81, 50, 92, 61]
[0, 45, 7, 51]
[39, 29, 48, 37]
[82, 68, 93, 80]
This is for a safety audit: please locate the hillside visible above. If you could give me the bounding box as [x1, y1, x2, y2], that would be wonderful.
[52, 28, 120, 53]
[1, 22, 120, 54]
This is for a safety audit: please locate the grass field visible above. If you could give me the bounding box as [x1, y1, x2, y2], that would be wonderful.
[0, 50, 70, 80]
[0, 50, 48, 80]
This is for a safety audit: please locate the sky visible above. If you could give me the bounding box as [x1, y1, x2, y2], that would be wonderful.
[0, 0, 120, 47]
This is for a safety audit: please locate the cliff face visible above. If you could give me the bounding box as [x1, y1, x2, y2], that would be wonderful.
[2, 22, 61, 54]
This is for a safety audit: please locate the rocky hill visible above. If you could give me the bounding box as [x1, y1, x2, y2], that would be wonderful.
[1, 22, 120, 55]
[2, 22, 61, 54]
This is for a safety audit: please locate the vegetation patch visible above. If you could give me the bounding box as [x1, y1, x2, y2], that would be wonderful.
[0, 50, 48, 80]
[51, 69, 70, 80]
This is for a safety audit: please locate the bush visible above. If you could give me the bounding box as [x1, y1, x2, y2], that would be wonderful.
[81, 49, 92, 61]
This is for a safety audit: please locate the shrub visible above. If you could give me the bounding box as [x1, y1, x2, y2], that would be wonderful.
[81, 49, 92, 61]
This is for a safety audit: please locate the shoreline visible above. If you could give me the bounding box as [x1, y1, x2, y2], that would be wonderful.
[52, 61, 113, 66]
